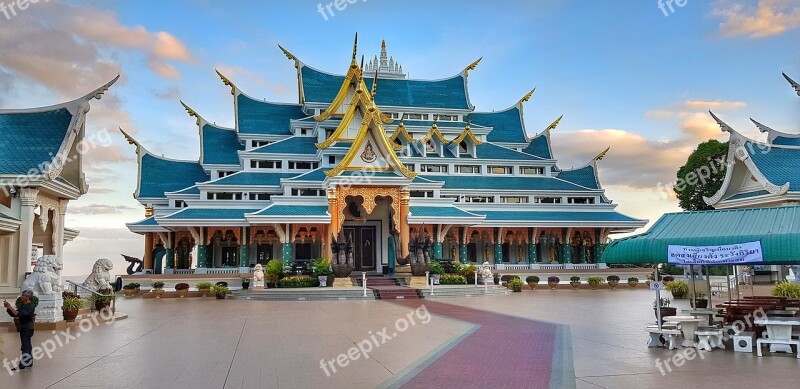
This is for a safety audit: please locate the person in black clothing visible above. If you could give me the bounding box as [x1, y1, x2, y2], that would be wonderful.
[4, 290, 35, 371]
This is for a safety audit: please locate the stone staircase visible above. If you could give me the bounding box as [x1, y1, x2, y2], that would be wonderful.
[362, 276, 423, 300]
[230, 288, 374, 301]
[418, 285, 508, 298]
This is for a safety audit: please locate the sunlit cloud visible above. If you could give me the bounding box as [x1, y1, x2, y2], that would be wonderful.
[712, 0, 800, 39]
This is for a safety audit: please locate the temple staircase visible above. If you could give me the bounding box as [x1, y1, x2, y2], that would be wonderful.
[358, 276, 422, 300]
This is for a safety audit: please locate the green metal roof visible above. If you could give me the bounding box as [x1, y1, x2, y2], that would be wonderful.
[602, 206, 800, 264]
[161, 208, 260, 221]
[139, 154, 209, 198]
[202, 123, 242, 165]
[467, 106, 528, 144]
[236, 94, 306, 135]
[0, 108, 74, 175]
[251, 205, 329, 217]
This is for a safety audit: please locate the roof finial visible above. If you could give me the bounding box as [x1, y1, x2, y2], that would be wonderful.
[215, 69, 236, 96]
[360, 55, 365, 72]
[371, 69, 378, 99]
[709, 110, 735, 133]
[544, 115, 563, 136]
[593, 147, 610, 163]
[783, 72, 800, 96]
[180, 100, 202, 126]
[518, 88, 536, 106]
[120, 127, 143, 155]
[352, 32, 359, 62]
[463, 57, 482, 77]
[277, 44, 300, 69]
[750, 118, 776, 134]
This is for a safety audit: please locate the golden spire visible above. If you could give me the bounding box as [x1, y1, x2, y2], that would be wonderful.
[463, 57, 482, 77]
[371, 69, 378, 99]
[544, 115, 563, 136]
[215, 69, 236, 96]
[518, 88, 536, 106]
[351, 32, 358, 64]
[180, 100, 201, 126]
[593, 147, 610, 163]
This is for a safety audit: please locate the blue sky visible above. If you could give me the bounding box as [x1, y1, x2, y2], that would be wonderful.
[0, 0, 797, 274]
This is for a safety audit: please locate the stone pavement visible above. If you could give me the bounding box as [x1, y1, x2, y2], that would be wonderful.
[1, 288, 797, 388]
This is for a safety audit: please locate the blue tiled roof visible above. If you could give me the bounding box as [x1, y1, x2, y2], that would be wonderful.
[0, 213, 20, 221]
[557, 165, 600, 189]
[388, 120, 489, 130]
[206, 172, 297, 186]
[480, 211, 643, 223]
[0, 108, 73, 174]
[287, 168, 327, 181]
[129, 216, 158, 226]
[475, 142, 544, 160]
[252, 205, 329, 216]
[772, 136, 800, 146]
[409, 206, 482, 218]
[251, 136, 318, 155]
[467, 107, 527, 144]
[301, 66, 470, 110]
[161, 208, 260, 220]
[421, 175, 588, 191]
[523, 133, 552, 159]
[725, 190, 770, 201]
[202, 123, 242, 165]
[237, 94, 306, 135]
[169, 185, 201, 195]
[139, 154, 209, 198]
[746, 142, 800, 191]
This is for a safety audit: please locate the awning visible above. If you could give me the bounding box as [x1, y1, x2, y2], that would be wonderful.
[408, 205, 484, 223]
[602, 206, 800, 264]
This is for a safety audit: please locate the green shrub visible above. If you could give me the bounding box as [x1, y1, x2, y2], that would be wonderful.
[666, 280, 689, 296]
[151, 281, 165, 290]
[526, 275, 540, 283]
[501, 275, 520, 282]
[627, 277, 639, 282]
[311, 258, 332, 276]
[439, 274, 467, 285]
[123, 282, 140, 290]
[772, 281, 800, 298]
[278, 277, 318, 288]
[508, 278, 523, 287]
[429, 261, 444, 275]
[606, 275, 620, 282]
[569, 276, 581, 282]
[211, 285, 229, 295]
[587, 276, 603, 287]
[62, 297, 84, 311]
[265, 259, 284, 281]
[196, 282, 213, 290]
[175, 283, 190, 290]
[458, 264, 477, 279]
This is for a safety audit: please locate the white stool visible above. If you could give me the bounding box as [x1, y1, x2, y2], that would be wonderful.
[695, 329, 725, 351]
[646, 326, 682, 350]
[733, 331, 755, 353]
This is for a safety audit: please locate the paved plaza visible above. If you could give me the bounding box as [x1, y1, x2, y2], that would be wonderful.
[1, 289, 798, 388]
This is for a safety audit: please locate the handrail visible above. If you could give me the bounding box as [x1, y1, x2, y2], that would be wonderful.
[64, 280, 116, 314]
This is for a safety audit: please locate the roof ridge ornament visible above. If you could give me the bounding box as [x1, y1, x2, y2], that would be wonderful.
[783, 72, 800, 96]
[544, 115, 563, 136]
[750, 118, 776, 134]
[351, 32, 358, 64]
[278, 44, 301, 68]
[463, 57, 482, 78]
[120, 127, 145, 156]
[593, 147, 610, 163]
[215, 69, 236, 95]
[709, 110, 736, 134]
[517, 88, 536, 106]
[180, 100, 202, 126]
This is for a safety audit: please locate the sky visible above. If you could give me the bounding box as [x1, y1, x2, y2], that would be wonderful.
[0, 0, 797, 275]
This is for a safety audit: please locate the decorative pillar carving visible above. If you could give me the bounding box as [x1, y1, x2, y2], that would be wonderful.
[239, 226, 250, 272]
[17, 188, 39, 288]
[54, 199, 68, 259]
[400, 189, 410, 260]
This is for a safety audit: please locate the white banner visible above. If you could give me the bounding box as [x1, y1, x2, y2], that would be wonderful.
[667, 241, 763, 265]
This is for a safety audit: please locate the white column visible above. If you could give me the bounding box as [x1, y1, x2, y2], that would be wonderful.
[17, 188, 38, 289]
[54, 199, 68, 261]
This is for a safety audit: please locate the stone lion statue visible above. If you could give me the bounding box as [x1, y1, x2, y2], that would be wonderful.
[480, 260, 493, 280]
[83, 258, 114, 291]
[253, 264, 264, 282]
[22, 255, 63, 296]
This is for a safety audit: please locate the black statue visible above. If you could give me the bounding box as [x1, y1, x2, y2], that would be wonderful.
[122, 254, 144, 275]
[331, 231, 354, 277]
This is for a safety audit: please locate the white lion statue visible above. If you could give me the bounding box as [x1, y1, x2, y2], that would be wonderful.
[83, 258, 114, 291]
[480, 260, 493, 280]
[253, 264, 265, 286]
[22, 255, 63, 296]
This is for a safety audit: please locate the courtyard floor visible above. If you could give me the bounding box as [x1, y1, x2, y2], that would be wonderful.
[0, 287, 797, 388]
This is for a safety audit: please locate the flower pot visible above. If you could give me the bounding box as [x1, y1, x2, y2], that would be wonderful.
[266, 282, 277, 289]
[628, 281, 638, 288]
[123, 289, 135, 297]
[242, 282, 250, 290]
[63, 309, 79, 322]
[589, 283, 600, 290]
[690, 299, 708, 309]
[317, 276, 328, 287]
[512, 285, 522, 292]
[199, 288, 211, 297]
[570, 281, 581, 289]
[176, 290, 189, 298]
[410, 263, 429, 276]
[493, 277, 500, 285]
[547, 281, 559, 289]
[215, 292, 226, 300]
[671, 291, 686, 300]
[528, 282, 538, 290]
[608, 281, 619, 290]
[153, 289, 164, 299]
[94, 301, 110, 311]
[655, 307, 677, 322]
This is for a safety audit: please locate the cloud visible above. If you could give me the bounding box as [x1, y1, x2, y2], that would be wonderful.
[216, 64, 290, 96]
[62, 227, 142, 276]
[68, 204, 137, 215]
[645, 100, 747, 140]
[681, 100, 747, 110]
[152, 87, 182, 100]
[712, 0, 800, 39]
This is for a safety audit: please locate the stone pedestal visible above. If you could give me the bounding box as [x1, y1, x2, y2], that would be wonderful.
[35, 294, 64, 323]
[409, 276, 428, 287]
[395, 265, 411, 274]
[253, 280, 265, 288]
[333, 277, 353, 287]
[194, 267, 208, 274]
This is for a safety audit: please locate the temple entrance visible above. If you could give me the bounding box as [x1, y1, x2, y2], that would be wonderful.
[343, 225, 376, 271]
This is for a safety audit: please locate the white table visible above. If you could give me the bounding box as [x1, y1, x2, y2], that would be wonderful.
[664, 316, 702, 347]
[754, 317, 800, 358]
[682, 308, 716, 325]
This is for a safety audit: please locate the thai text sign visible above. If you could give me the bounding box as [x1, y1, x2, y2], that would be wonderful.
[668, 241, 763, 265]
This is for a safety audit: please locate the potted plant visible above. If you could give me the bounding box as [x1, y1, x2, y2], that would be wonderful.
[151, 281, 165, 298]
[627, 277, 639, 288]
[196, 282, 213, 297]
[311, 258, 333, 287]
[526, 275, 540, 289]
[772, 281, 800, 298]
[646, 273, 654, 287]
[665, 280, 688, 299]
[122, 282, 141, 297]
[654, 297, 677, 322]
[690, 292, 708, 308]
[493, 273, 500, 285]
[265, 259, 284, 288]
[509, 278, 523, 292]
[241, 277, 251, 290]
[175, 283, 190, 298]
[547, 276, 560, 289]
[90, 288, 115, 311]
[587, 276, 603, 290]
[569, 276, 581, 289]
[62, 292, 83, 322]
[606, 275, 620, 289]
[662, 275, 675, 283]
[429, 262, 444, 285]
[212, 284, 229, 299]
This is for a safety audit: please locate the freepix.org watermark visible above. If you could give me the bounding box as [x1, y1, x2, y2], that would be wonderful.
[3, 308, 117, 376]
[657, 0, 688, 17]
[1, 0, 50, 21]
[319, 304, 432, 377]
[317, 0, 368, 21]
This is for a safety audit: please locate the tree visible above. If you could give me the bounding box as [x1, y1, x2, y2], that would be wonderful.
[674, 139, 729, 211]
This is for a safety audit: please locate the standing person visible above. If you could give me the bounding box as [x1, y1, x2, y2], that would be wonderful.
[3, 290, 35, 371]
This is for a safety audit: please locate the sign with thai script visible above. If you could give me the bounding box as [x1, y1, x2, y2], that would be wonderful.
[667, 241, 763, 265]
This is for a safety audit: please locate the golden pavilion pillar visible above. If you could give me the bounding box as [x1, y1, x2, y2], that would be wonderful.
[400, 189, 410, 259]
[142, 207, 154, 270]
[327, 188, 339, 245]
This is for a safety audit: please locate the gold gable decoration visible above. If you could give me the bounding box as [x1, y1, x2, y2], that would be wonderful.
[313, 33, 364, 122]
[420, 124, 450, 144]
[388, 122, 414, 150]
[451, 124, 483, 146]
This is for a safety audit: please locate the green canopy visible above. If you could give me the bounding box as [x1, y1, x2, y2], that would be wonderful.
[602, 206, 800, 264]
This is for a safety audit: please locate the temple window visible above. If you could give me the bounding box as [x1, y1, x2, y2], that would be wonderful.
[404, 113, 424, 120]
[465, 196, 494, 203]
[252, 140, 270, 148]
[328, 156, 337, 164]
[174, 200, 187, 208]
[489, 166, 513, 174]
[456, 165, 480, 174]
[568, 197, 595, 204]
[325, 128, 335, 138]
[251, 193, 271, 200]
[441, 195, 461, 202]
[291, 188, 325, 196]
[458, 141, 469, 154]
[420, 164, 447, 173]
[520, 166, 544, 175]
[218, 171, 236, 178]
[410, 191, 434, 198]
[404, 164, 415, 172]
[501, 196, 529, 204]
[535, 197, 562, 204]
[208, 192, 243, 200]
[425, 140, 435, 153]
[439, 114, 456, 121]
[288, 161, 318, 170]
[250, 160, 282, 169]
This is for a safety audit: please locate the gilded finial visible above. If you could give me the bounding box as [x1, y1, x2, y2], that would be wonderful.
[180, 100, 202, 126]
[352, 32, 358, 62]
[544, 115, 563, 135]
[371, 69, 378, 99]
[120, 127, 142, 154]
[463, 57, 482, 77]
[518, 88, 536, 106]
[360, 55, 365, 72]
[215, 69, 236, 96]
[593, 147, 610, 163]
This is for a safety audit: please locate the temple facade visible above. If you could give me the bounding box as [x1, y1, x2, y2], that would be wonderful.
[0, 77, 117, 309]
[125, 37, 646, 275]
